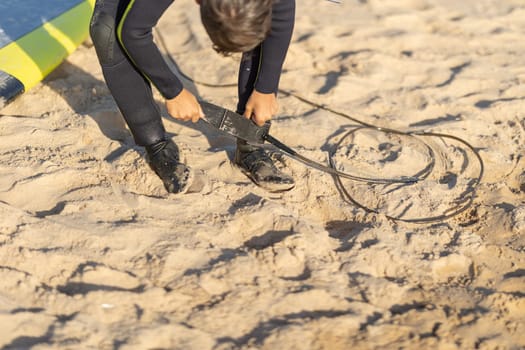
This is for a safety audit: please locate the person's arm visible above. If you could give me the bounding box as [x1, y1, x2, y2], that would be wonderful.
[244, 0, 295, 125]
[118, 0, 203, 121]
[117, 0, 183, 99]
[254, 0, 296, 94]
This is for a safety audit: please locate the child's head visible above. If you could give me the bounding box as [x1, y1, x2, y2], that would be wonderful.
[200, 0, 273, 55]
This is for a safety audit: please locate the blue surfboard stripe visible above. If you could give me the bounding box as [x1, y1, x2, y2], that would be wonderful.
[0, 70, 25, 109]
[0, 0, 84, 49]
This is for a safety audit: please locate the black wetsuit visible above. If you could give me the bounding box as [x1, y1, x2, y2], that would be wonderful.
[90, 0, 295, 147]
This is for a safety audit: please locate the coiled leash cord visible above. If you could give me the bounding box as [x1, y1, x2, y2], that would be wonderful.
[275, 90, 485, 223]
[155, 28, 484, 223]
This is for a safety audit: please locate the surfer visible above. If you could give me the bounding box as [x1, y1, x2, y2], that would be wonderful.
[89, 0, 296, 193]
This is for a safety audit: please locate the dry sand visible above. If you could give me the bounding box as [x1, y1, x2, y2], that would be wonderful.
[1, 0, 524, 349]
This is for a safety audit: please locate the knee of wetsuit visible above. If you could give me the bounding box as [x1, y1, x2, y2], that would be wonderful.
[89, 11, 118, 65]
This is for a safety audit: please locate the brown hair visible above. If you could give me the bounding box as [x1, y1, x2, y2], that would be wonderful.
[200, 0, 273, 55]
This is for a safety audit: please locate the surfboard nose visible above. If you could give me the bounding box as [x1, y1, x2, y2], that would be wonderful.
[0, 0, 94, 109]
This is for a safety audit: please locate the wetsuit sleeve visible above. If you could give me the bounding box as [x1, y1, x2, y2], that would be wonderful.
[118, 0, 183, 99]
[254, 0, 296, 94]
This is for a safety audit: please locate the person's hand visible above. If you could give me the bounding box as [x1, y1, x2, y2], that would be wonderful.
[244, 90, 278, 126]
[165, 88, 203, 123]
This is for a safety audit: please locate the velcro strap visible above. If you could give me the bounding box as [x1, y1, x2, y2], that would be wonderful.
[199, 101, 270, 144]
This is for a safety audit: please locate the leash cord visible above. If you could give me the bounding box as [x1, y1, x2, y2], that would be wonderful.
[154, 28, 484, 223]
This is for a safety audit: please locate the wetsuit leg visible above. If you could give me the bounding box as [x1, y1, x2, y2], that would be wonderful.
[236, 46, 261, 116]
[89, 0, 166, 146]
[234, 47, 295, 192]
[236, 46, 265, 152]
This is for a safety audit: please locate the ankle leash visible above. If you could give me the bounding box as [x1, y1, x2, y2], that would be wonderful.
[199, 101, 417, 185]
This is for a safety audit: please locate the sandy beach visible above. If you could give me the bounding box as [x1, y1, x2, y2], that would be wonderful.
[0, 0, 524, 348]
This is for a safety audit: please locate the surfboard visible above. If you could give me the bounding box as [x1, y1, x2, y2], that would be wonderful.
[0, 0, 95, 109]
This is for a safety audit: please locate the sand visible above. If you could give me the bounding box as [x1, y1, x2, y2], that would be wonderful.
[1, 0, 524, 349]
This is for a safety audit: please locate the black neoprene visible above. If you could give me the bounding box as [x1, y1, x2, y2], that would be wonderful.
[90, 0, 295, 146]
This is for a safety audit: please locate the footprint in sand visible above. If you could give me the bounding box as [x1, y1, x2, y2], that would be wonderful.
[57, 263, 142, 296]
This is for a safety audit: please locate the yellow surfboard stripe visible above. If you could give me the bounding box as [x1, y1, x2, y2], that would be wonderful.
[0, 0, 95, 91]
